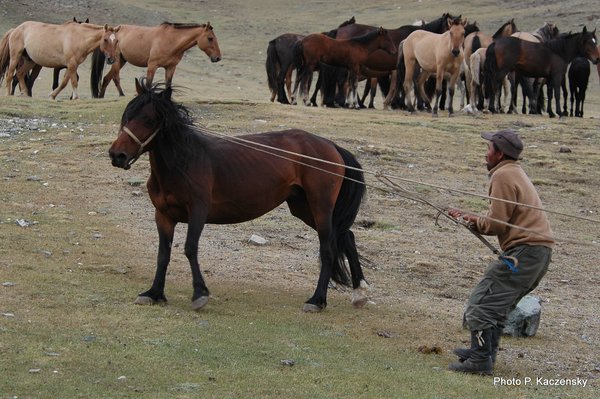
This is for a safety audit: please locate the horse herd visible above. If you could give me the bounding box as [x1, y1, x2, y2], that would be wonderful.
[266, 13, 600, 118]
[0, 18, 221, 100]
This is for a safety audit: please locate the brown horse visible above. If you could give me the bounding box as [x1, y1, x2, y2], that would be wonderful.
[292, 27, 396, 107]
[265, 33, 305, 104]
[399, 17, 467, 116]
[485, 27, 599, 117]
[91, 22, 221, 98]
[108, 79, 368, 312]
[0, 21, 119, 99]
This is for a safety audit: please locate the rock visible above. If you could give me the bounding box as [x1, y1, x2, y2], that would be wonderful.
[503, 295, 542, 337]
[558, 146, 572, 153]
[248, 234, 267, 245]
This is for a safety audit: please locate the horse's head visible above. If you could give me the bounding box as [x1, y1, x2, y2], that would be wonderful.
[377, 27, 397, 55]
[198, 22, 222, 63]
[100, 24, 121, 65]
[580, 26, 599, 64]
[109, 79, 170, 169]
[447, 17, 466, 57]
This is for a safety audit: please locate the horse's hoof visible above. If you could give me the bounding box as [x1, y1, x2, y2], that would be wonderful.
[134, 295, 156, 305]
[302, 303, 323, 313]
[192, 296, 210, 311]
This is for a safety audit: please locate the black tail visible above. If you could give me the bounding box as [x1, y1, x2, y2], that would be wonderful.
[330, 145, 365, 287]
[471, 35, 482, 54]
[90, 48, 105, 98]
[378, 74, 391, 98]
[483, 43, 497, 100]
[265, 39, 278, 96]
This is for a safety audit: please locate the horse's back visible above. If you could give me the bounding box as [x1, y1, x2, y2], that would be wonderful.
[511, 32, 539, 43]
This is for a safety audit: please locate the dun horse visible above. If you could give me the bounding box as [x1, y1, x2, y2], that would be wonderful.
[398, 16, 467, 116]
[291, 27, 397, 107]
[108, 79, 368, 313]
[91, 22, 221, 98]
[484, 27, 599, 117]
[0, 21, 119, 99]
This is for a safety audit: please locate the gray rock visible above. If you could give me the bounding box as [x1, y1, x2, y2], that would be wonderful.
[503, 295, 542, 337]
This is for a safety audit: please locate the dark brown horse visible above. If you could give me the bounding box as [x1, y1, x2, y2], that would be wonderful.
[485, 27, 599, 117]
[292, 27, 396, 107]
[568, 57, 590, 117]
[265, 33, 305, 104]
[108, 79, 368, 313]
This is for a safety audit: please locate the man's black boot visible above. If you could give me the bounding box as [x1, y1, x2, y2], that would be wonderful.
[453, 326, 501, 364]
[449, 329, 493, 375]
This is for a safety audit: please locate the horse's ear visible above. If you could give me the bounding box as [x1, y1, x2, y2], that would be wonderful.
[206, 21, 212, 30]
[378, 27, 384, 34]
[104, 24, 108, 31]
[114, 25, 121, 32]
[462, 18, 468, 26]
[85, 18, 89, 23]
[583, 26, 588, 34]
[73, 17, 77, 22]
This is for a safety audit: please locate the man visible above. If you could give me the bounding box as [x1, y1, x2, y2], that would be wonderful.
[447, 129, 554, 375]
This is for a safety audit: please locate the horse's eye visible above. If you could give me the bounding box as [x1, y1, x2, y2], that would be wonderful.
[208, 37, 213, 42]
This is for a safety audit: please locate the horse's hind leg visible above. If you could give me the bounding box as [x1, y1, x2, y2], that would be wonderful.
[343, 230, 368, 308]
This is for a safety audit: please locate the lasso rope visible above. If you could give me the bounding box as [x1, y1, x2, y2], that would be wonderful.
[190, 123, 599, 247]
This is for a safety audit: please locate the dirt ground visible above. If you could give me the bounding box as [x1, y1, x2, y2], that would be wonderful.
[1, 0, 599, 390]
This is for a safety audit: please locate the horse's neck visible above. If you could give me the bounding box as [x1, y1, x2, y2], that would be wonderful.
[171, 26, 206, 52]
[76, 25, 105, 51]
[548, 36, 580, 62]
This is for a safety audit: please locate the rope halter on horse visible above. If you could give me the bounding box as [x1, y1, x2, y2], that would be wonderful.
[121, 125, 160, 168]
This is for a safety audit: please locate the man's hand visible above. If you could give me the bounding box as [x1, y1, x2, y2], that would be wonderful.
[448, 208, 479, 225]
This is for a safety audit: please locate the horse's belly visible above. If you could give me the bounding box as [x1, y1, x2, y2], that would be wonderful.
[23, 42, 65, 68]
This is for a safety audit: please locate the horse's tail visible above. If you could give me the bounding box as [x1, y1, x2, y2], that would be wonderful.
[292, 40, 305, 76]
[90, 48, 105, 98]
[471, 34, 482, 54]
[330, 145, 366, 287]
[483, 43, 497, 100]
[265, 39, 279, 96]
[0, 29, 13, 86]
[395, 41, 406, 95]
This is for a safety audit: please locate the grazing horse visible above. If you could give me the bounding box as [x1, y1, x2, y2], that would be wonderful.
[265, 33, 305, 104]
[399, 17, 467, 116]
[91, 22, 221, 98]
[0, 21, 119, 99]
[484, 27, 599, 117]
[568, 57, 590, 117]
[108, 79, 368, 313]
[292, 27, 397, 107]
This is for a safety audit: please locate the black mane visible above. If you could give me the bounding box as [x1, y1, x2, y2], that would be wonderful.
[161, 22, 207, 29]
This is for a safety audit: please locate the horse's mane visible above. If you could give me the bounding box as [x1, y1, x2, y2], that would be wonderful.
[534, 23, 559, 42]
[492, 19, 516, 39]
[123, 80, 203, 174]
[544, 31, 583, 58]
[350, 28, 385, 45]
[161, 22, 207, 29]
[338, 16, 356, 28]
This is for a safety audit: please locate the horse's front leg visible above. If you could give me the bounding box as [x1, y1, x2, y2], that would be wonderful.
[185, 212, 210, 311]
[49, 63, 75, 100]
[446, 71, 461, 116]
[135, 211, 176, 305]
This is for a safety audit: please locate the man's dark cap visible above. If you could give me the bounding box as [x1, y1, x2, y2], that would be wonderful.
[481, 129, 524, 160]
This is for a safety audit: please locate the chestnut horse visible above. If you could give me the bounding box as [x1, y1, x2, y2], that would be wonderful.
[91, 22, 222, 98]
[292, 27, 396, 107]
[399, 17, 467, 116]
[108, 79, 368, 313]
[0, 21, 119, 99]
[485, 27, 599, 117]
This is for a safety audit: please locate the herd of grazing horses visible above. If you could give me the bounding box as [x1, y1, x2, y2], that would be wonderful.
[0, 18, 222, 100]
[266, 13, 600, 118]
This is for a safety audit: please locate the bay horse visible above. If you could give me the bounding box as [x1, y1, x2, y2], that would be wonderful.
[108, 79, 368, 313]
[265, 33, 305, 104]
[91, 22, 221, 98]
[399, 16, 467, 116]
[568, 57, 590, 117]
[291, 27, 397, 107]
[484, 27, 599, 117]
[509, 22, 561, 114]
[0, 21, 119, 99]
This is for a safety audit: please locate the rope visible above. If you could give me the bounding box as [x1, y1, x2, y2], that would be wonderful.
[195, 124, 600, 226]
